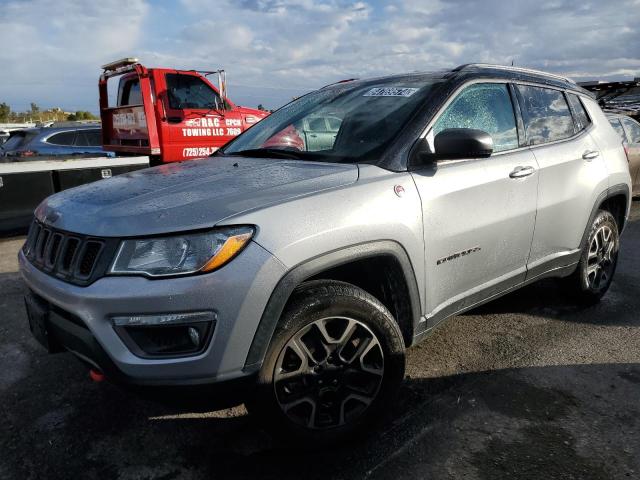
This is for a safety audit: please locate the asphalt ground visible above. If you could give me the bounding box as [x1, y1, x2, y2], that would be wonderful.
[1, 202, 639, 480]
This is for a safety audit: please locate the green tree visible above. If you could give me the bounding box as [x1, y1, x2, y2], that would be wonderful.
[0, 102, 10, 122]
[67, 111, 98, 121]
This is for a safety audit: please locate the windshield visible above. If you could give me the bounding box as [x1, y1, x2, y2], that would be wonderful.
[222, 77, 441, 163]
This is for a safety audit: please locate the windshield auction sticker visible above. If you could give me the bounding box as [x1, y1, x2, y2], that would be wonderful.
[363, 87, 419, 97]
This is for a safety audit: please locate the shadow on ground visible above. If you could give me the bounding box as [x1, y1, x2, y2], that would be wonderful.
[1, 353, 638, 480]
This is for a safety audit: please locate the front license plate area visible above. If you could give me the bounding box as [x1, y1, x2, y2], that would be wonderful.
[24, 293, 53, 351]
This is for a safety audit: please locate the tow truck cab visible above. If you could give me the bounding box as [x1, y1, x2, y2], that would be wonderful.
[99, 58, 269, 165]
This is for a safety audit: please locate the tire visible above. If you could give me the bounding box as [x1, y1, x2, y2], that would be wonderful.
[246, 280, 406, 445]
[566, 209, 620, 305]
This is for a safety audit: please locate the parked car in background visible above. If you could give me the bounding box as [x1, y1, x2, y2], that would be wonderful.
[0, 125, 113, 159]
[299, 114, 342, 151]
[607, 113, 640, 196]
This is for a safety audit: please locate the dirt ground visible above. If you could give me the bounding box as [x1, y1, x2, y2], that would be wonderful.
[1, 202, 639, 480]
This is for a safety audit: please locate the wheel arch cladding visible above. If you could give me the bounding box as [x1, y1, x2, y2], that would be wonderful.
[243, 241, 422, 373]
[580, 184, 630, 251]
[599, 189, 628, 233]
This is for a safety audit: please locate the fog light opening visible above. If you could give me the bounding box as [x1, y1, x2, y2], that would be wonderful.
[111, 311, 216, 358]
[188, 326, 200, 347]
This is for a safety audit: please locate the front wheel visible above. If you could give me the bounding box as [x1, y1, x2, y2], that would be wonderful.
[246, 280, 406, 444]
[566, 209, 619, 305]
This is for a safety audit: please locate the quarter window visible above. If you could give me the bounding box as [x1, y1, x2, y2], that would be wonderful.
[566, 94, 591, 132]
[516, 85, 575, 145]
[433, 83, 518, 153]
[621, 117, 640, 143]
[74, 129, 102, 147]
[165, 74, 222, 110]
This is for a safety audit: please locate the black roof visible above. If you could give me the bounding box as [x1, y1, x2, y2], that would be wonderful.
[448, 64, 589, 95]
[326, 64, 590, 96]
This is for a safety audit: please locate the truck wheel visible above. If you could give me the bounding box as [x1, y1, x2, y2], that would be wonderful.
[567, 210, 619, 305]
[246, 280, 405, 445]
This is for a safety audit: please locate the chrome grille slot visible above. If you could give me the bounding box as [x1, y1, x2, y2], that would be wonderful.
[76, 241, 104, 278]
[23, 219, 113, 286]
[61, 237, 80, 273]
[46, 233, 63, 268]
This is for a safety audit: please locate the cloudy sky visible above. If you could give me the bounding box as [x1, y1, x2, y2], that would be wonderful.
[1, 0, 639, 113]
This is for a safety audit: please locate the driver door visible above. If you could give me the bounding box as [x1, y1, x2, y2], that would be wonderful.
[410, 82, 538, 325]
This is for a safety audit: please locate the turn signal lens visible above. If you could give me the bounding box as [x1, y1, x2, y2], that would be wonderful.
[200, 232, 253, 272]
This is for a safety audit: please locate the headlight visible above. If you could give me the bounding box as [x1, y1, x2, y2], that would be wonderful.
[109, 226, 254, 278]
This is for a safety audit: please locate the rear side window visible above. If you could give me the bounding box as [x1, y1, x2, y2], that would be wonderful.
[46, 131, 76, 146]
[621, 117, 640, 143]
[165, 74, 222, 110]
[566, 94, 591, 132]
[74, 129, 102, 147]
[433, 83, 518, 152]
[608, 118, 628, 141]
[516, 85, 575, 145]
[327, 117, 342, 131]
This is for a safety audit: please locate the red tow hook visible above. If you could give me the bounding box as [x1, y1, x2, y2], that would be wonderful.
[89, 369, 105, 383]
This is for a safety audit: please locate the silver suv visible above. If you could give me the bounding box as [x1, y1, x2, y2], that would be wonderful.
[20, 64, 632, 442]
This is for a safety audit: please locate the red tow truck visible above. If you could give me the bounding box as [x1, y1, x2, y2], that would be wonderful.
[99, 58, 269, 165]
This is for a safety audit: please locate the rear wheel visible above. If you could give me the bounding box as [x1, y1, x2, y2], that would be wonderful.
[567, 210, 619, 304]
[246, 280, 405, 444]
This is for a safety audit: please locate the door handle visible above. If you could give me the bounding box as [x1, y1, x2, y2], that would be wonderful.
[582, 150, 600, 161]
[509, 166, 536, 178]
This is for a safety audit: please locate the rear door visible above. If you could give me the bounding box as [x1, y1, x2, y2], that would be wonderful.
[161, 72, 244, 162]
[411, 82, 538, 324]
[518, 86, 608, 278]
[619, 116, 640, 194]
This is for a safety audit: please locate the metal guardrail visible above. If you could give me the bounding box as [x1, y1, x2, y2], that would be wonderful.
[0, 156, 150, 235]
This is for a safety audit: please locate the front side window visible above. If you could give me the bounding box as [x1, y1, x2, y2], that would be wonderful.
[621, 117, 640, 143]
[608, 118, 628, 141]
[433, 83, 518, 153]
[47, 131, 76, 146]
[306, 117, 328, 132]
[517, 85, 575, 145]
[165, 74, 222, 110]
[567, 94, 591, 132]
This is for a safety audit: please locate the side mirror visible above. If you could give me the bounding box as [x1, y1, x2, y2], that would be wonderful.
[410, 128, 494, 167]
[433, 128, 493, 160]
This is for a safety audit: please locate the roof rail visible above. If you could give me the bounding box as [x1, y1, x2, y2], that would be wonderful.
[453, 63, 576, 85]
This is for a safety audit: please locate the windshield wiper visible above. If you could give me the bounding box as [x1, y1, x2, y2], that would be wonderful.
[224, 148, 308, 160]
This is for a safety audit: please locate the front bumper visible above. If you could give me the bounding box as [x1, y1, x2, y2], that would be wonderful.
[19, 241, 286, 386]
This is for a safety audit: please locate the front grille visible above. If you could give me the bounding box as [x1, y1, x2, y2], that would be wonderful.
[23, 219, 118, 286]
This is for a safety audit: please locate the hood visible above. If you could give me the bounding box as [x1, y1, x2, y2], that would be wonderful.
[36, 156, 358, 237]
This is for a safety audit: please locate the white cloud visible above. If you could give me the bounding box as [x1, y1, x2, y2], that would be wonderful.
[0, 0, 148, 110]
[0, 0, 638, 112]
